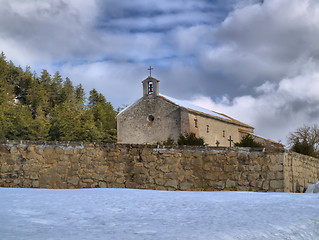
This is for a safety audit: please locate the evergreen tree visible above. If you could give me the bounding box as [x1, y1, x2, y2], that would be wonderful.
[48, 71, 63, 108]
[59, 77, 74, 104]
[0, 53, 118, 143]
[75, 84, 85, 109]
[49, 103, 81, 141]
[88, 89, 117, 142]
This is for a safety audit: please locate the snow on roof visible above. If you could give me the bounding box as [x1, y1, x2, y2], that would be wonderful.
[160, 94, 232, 120]
[117, 94, 253, 129]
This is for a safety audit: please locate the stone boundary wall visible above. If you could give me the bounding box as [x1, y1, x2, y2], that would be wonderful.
[0, 141, 318, 192]
[284, 151, 319, 192]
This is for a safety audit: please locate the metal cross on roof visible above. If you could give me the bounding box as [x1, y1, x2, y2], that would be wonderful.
[148, 66, 154, 76]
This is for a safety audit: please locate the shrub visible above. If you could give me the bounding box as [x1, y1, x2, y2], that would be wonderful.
[162, 137, 176, 146]
[178, 132, 204, 146]
[291, 140, 316, 157]
[235, 135, 264, 148]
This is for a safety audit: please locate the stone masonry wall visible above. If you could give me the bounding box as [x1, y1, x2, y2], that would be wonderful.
[284, 151, 319, 192]
[0, 141, 318, 192]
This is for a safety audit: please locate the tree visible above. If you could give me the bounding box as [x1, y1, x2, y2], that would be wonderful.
[0, 52, 119, 143]
[75, 84, 85, 106]
[88, 89, 117, 142]
[48, 71, 63, 108]
[59, 77, 74, 104]
[288, 125, 319, 157]
[49, 103, 81, 141]
[235, 135, 264, 148]
[6, 104, 48, 140]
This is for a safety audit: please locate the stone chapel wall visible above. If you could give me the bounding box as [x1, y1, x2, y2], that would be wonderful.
[0, 140, 318, 192]
[117, 97, 181, 144]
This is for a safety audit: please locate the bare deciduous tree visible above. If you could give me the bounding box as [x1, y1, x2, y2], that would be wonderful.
[288, 125, 319, 157]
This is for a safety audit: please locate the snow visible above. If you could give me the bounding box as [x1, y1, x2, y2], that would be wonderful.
[306, 181, 319, 193]
[160, 94, 232, 120]
[1, 188, 319, 240]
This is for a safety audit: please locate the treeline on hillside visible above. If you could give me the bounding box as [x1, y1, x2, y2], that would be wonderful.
[0, 52, 117, 142]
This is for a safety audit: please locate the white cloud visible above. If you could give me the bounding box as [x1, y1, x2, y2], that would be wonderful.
[60, 61, 147, 107]
[191, 66, 319, 144]
[1, 0, 319, 145]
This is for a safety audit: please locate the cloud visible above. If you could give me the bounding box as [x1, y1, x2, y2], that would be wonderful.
[60, 61, 148, 107]
[191, 63, 319, 144]
[1, 0, 319, 144]
[198, 0, 319, 96]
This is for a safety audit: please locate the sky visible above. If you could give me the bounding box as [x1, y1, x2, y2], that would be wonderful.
[1, 0, 319, 144]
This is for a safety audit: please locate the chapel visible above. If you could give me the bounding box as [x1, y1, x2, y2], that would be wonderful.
[117, 74, 281, 147]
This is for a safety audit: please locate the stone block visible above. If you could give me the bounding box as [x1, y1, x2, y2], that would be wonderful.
[167, 157, 179, 165]
[157, 165, 169, 173]
[32, 181, 39, 188]
[238, 180, 249, 186]
[13, 165, 20, 172]
[30, 173, 38, 180]
[236, 186, 250, 191]
[1, 165, 9, 172]
[99, 181, 107, 188]
[247, 173, 260, 182]
[230, 174, 239, 181]
[267, 172, 276, 180]
[204, 172, 219, 181]
[250, 180, 263, 188]
[165, 180, 178, 189]
[214, 181, 225, 190]
[155, 178, 165, 186]
[269, 165, 283, 172]
[10, 146, 18, 154]
[82, 179, 94, 183]
[116, 177, 125, 184]
[55, 147, 64, 155]
[218, 174, 228, 180]
[248, 165, 262, 171]
[276, 172, 284, 180]
[224, 165, 236, 172]
[270, 180, 284, 189]
[263, 181, 269, 191]
[13, 179, 20, 184]
[97, 166, 108, 174]
[203, 162, 213, 171]
[6, 159, 14, 165]
[226, 179, 236, 188]
[43, 148, 54, 156]
[180, 181, 193, 190]
[191, 158, 201, 166]
[68, 176, 79, 186]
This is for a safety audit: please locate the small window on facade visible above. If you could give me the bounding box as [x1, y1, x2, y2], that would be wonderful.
[148, 82, 153, 94]
[223, 130, 225, 138]
[148, 115, 155, 122]
[206, 125, 209, 133]
[194, 118, 198, 128]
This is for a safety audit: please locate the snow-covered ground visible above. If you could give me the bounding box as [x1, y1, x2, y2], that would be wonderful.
[1, 188, 319, 240]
